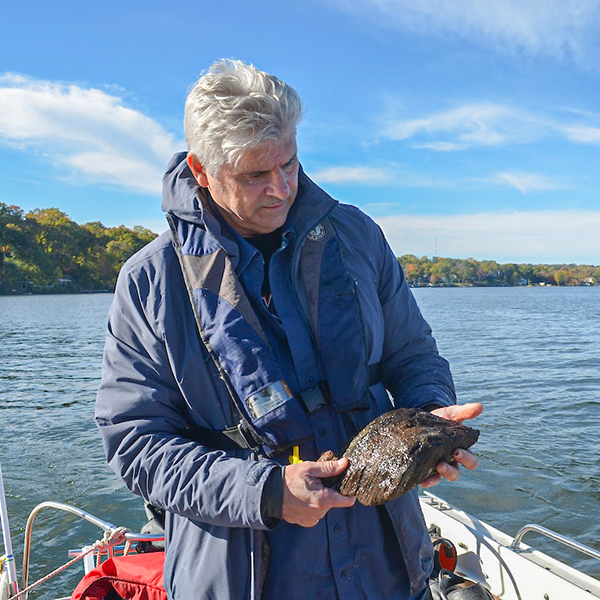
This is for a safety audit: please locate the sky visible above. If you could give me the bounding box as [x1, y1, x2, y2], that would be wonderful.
[1, 0, 599, 265]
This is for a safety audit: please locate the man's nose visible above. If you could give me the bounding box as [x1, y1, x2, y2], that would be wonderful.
[266, 168, 291, 199]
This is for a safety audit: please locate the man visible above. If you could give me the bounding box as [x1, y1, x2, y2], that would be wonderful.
[96, 59, 480, 600]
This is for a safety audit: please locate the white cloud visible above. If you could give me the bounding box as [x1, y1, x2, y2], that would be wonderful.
[562, 125, 600, 144]
[310, 165, 391, 184]
[0, 74, 182, 195]
[487, 171, 566, 193]
[385, 104, 533, 147]
[383, 103, 544, 149]
[330, 0, 600, 64]
[309, 163, 566, 195]
[376, 210, 600, 264]
[382, 101, 600, 151]
[412, 141, 462, 152]
[308, 164, 452, 188]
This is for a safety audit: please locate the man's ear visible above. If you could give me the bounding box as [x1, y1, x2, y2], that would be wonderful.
[187, 154, 209, 187]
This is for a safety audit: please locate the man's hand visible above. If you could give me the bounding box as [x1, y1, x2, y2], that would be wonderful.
[421, 402, 482, 489]
[282, 458, 356, 527]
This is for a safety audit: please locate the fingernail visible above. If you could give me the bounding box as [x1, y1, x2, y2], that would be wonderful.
[453, 449, 462, 459]
[337, 459, 345, 466]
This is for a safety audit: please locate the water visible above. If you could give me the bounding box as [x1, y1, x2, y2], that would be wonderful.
[1, 288, 599, 597]
[412, 286, 600, 578]
[0, 294, 147, 597]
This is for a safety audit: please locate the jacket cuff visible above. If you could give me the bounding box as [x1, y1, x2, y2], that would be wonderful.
[260, 464, 283, 526]
[421, 403, 444, 412]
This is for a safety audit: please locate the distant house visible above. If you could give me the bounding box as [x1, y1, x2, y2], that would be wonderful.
[581, 277, 595, 286]
[45, 277, 73, 290]
[517, 278, 528, 286]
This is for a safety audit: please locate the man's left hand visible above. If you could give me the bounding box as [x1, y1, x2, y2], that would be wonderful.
[420, 402, 482, 489]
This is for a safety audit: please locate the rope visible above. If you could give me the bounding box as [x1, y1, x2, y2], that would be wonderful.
[7, 527, 128, 600]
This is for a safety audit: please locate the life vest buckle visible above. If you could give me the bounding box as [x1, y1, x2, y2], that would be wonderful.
[236, 420, 263, 451]
[298, 384, 328, 414]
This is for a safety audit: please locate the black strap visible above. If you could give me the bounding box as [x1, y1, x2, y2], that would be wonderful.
[183, 420, 261, 451]
[293, 362, 382, 416]
[182, 363, 382, 451]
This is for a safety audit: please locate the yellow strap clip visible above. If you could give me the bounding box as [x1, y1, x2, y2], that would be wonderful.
[289, 446, 303, 464]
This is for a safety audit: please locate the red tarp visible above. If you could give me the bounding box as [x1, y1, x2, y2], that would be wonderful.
[71, 552, 167, 600]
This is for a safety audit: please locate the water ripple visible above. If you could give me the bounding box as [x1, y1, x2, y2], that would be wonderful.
[1, 288, 599, 596]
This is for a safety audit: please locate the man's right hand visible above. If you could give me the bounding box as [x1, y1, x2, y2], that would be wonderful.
[282, 458, 356, 527]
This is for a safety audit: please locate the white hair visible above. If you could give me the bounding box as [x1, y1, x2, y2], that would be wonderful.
[184, 59, 303, 176]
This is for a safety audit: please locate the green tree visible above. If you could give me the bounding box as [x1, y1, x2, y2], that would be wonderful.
[453, 259, 476, 283]
[0, 203, 40, 291]
[0, 203, 158, 294]
[400, 255, 426, 285]
[519, 264, 534, 285]
[430, 258, 453, 285]
[26, 208, 96, 284]
[553, 269, 571, 286]
[476, 260, 500, 283]
[1, 204, 30, 259]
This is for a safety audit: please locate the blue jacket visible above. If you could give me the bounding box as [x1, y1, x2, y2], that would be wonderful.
[96, 153, 456, 599]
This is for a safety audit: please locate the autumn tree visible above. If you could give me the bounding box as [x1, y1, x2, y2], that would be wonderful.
[553, 269, 571, 286]
[429, 258, 453, 285]
[0, 203, 157, 293]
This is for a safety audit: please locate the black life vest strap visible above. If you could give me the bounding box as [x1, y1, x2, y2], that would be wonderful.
[184, 420, 263, 452]
[183, 365, 382, 451]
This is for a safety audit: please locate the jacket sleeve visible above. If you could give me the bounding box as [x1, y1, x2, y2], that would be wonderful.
[95, 250, 277, 530]
[375, 229, 456, 410]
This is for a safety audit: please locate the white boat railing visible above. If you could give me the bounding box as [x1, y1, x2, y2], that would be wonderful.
[21, 501, 164, 600]
[511, 523, 600, 562]
[0, 465, 19, 600]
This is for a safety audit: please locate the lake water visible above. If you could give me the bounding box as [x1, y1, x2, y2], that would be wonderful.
[1, 288, 599, 597]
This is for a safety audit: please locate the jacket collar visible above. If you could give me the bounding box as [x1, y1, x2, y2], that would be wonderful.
[162, 153, 338, 267]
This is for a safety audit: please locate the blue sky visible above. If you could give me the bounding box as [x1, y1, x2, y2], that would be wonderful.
[1, 0, 599, 264]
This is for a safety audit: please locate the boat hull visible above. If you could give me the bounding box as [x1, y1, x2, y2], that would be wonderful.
[420, 492, 600, 599]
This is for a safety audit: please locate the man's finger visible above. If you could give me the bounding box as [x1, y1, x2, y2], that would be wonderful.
[321, 487, 357, 508]
[305, 457, 350, 478]
[421, 448, 480, 489]
[421, 473, 442, 489]
[453, 448, 478, 470]
[432, 402, 483, 423]
[435, 461, 460, 482]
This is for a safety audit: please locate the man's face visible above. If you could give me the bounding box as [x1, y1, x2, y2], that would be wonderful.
[188, 134, 299, 237]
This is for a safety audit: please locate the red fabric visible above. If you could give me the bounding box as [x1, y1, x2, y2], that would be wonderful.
[71, 552, 167, 600]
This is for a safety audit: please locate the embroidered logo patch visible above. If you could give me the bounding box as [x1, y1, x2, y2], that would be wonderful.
[307, 223, 326, 241]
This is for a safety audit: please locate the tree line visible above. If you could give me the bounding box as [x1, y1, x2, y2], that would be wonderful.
[399, 254, 600, 287]
[1, 202, 598, 294]
[0, 203, 158, 294]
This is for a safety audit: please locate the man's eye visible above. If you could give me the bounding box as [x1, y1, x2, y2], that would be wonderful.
[283, 157, 298, 171]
